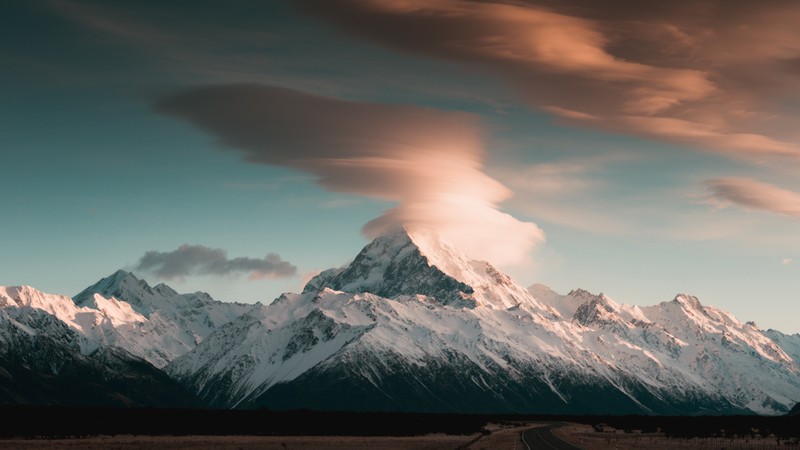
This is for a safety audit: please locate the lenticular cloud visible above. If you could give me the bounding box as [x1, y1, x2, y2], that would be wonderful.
[155, 84, 543, 265]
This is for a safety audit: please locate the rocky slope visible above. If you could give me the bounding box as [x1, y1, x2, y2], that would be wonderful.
[0, 271, 252, 407]
[71, 270, 252, 367]
[0, 302, 199, 406]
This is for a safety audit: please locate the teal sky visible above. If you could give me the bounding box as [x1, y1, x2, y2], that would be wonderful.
[3, 0, 800, 333]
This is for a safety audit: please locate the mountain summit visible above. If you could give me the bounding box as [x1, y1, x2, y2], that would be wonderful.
[74, 270, 157, 313]
[72, 270, 252, 367]
[305, 228, 552, 312]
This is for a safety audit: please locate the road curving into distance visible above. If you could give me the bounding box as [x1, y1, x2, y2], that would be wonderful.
[521, 423, 584, 450]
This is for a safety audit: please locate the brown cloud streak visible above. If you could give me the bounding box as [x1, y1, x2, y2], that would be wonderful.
[704, 178, 800, 218]
[155, 84, 544, 265]
[296, 0, 800, 158]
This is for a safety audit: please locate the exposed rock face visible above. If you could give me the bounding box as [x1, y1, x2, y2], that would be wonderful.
[304, 231, 476, 307]
[0, 306, 200, 407]
[72, 270, 252, 367]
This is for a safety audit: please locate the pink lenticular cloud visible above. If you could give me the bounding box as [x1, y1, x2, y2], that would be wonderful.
[156, 84, 544, 265]
[704, 178, 800, 218]
[297, 0, 800, 158]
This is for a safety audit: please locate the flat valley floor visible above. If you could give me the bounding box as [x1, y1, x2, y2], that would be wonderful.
[0, 435, 476, 450]
[4, 422, 799, 449]
[555, 423, 800, 450]
[0, 422, 535, 450]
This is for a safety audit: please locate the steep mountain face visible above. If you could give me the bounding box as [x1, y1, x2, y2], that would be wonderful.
[305, 230, 555, 312]
[764, 329, 800, 364]
[169, 288, 623, 412]
[0, 302, 200, 407]
[0, 285, 139, 354]
[642, 296, 797, 413]
[72, 271, 252, 367]
[169, 229, 800, 414]
[542, 289, 799, 414]
[1, 271, 251, 370]
[0, 271, 250, 407]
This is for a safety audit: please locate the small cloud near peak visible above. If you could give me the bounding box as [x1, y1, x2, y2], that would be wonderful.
[134, 244, 297, 281]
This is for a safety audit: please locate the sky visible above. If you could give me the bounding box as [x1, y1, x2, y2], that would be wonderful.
[2, 0, 800, 333]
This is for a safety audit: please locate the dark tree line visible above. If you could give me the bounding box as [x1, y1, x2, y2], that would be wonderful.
[1, 406, 798, 439]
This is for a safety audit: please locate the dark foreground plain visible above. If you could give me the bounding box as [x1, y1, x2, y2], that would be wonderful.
[0, 424, 534, 450]
[0, 435, 480, 450]
[2, 407, 799, 449]
[555, 423, 800, 450]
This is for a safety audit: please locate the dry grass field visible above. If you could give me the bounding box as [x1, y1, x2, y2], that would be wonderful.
[8, 421, 798, 449]
[555, 423, 800, 450]
[0, 422, 542, 450]
[0, 434, 476, 450]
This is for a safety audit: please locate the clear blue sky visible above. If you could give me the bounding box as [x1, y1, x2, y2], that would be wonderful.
[2, 0, 800, 333]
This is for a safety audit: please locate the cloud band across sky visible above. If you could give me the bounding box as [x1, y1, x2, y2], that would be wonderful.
[135, 244, 297, 280]
[296, 0, 800, 158]
[155, 84, 544, 265]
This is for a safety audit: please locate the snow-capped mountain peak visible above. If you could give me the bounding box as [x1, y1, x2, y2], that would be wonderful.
[70, 271, 253, 367]
[572, 293, 620, 326]
[2, 272, 251, 368]
[153, 282, 179, 297]
[672, 293, 705, 310]
[644, 294, 793, 366]
[5, 232, 800, 415]
[0, 284, 144, 354]
[303, 230, 477, 309]
[304, 228, 554, 313]
[73, 270, 156, 313]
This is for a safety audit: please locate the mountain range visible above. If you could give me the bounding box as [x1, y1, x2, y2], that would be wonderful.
[2, 229, 799, 414]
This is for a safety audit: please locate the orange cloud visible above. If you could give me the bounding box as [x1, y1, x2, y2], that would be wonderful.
[297, 0, 800, 158]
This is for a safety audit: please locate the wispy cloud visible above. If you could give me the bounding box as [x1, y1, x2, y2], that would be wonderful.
[297, 0, 800, 158]
[703, 177, 800, 218]
[493, 159, 607, 196]
[155, 84, 544, 265]
[48, 0, 800, 158]
[44, 0, 322, 87]
[134, 244, 297, 280]
[490, 155, 636, 235]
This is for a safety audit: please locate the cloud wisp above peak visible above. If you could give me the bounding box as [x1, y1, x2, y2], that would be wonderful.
[703, 178, 800, 218]
[295, 0, 800, 158]
[134, 244, 297, 281]
[155, 84, 544, 265]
